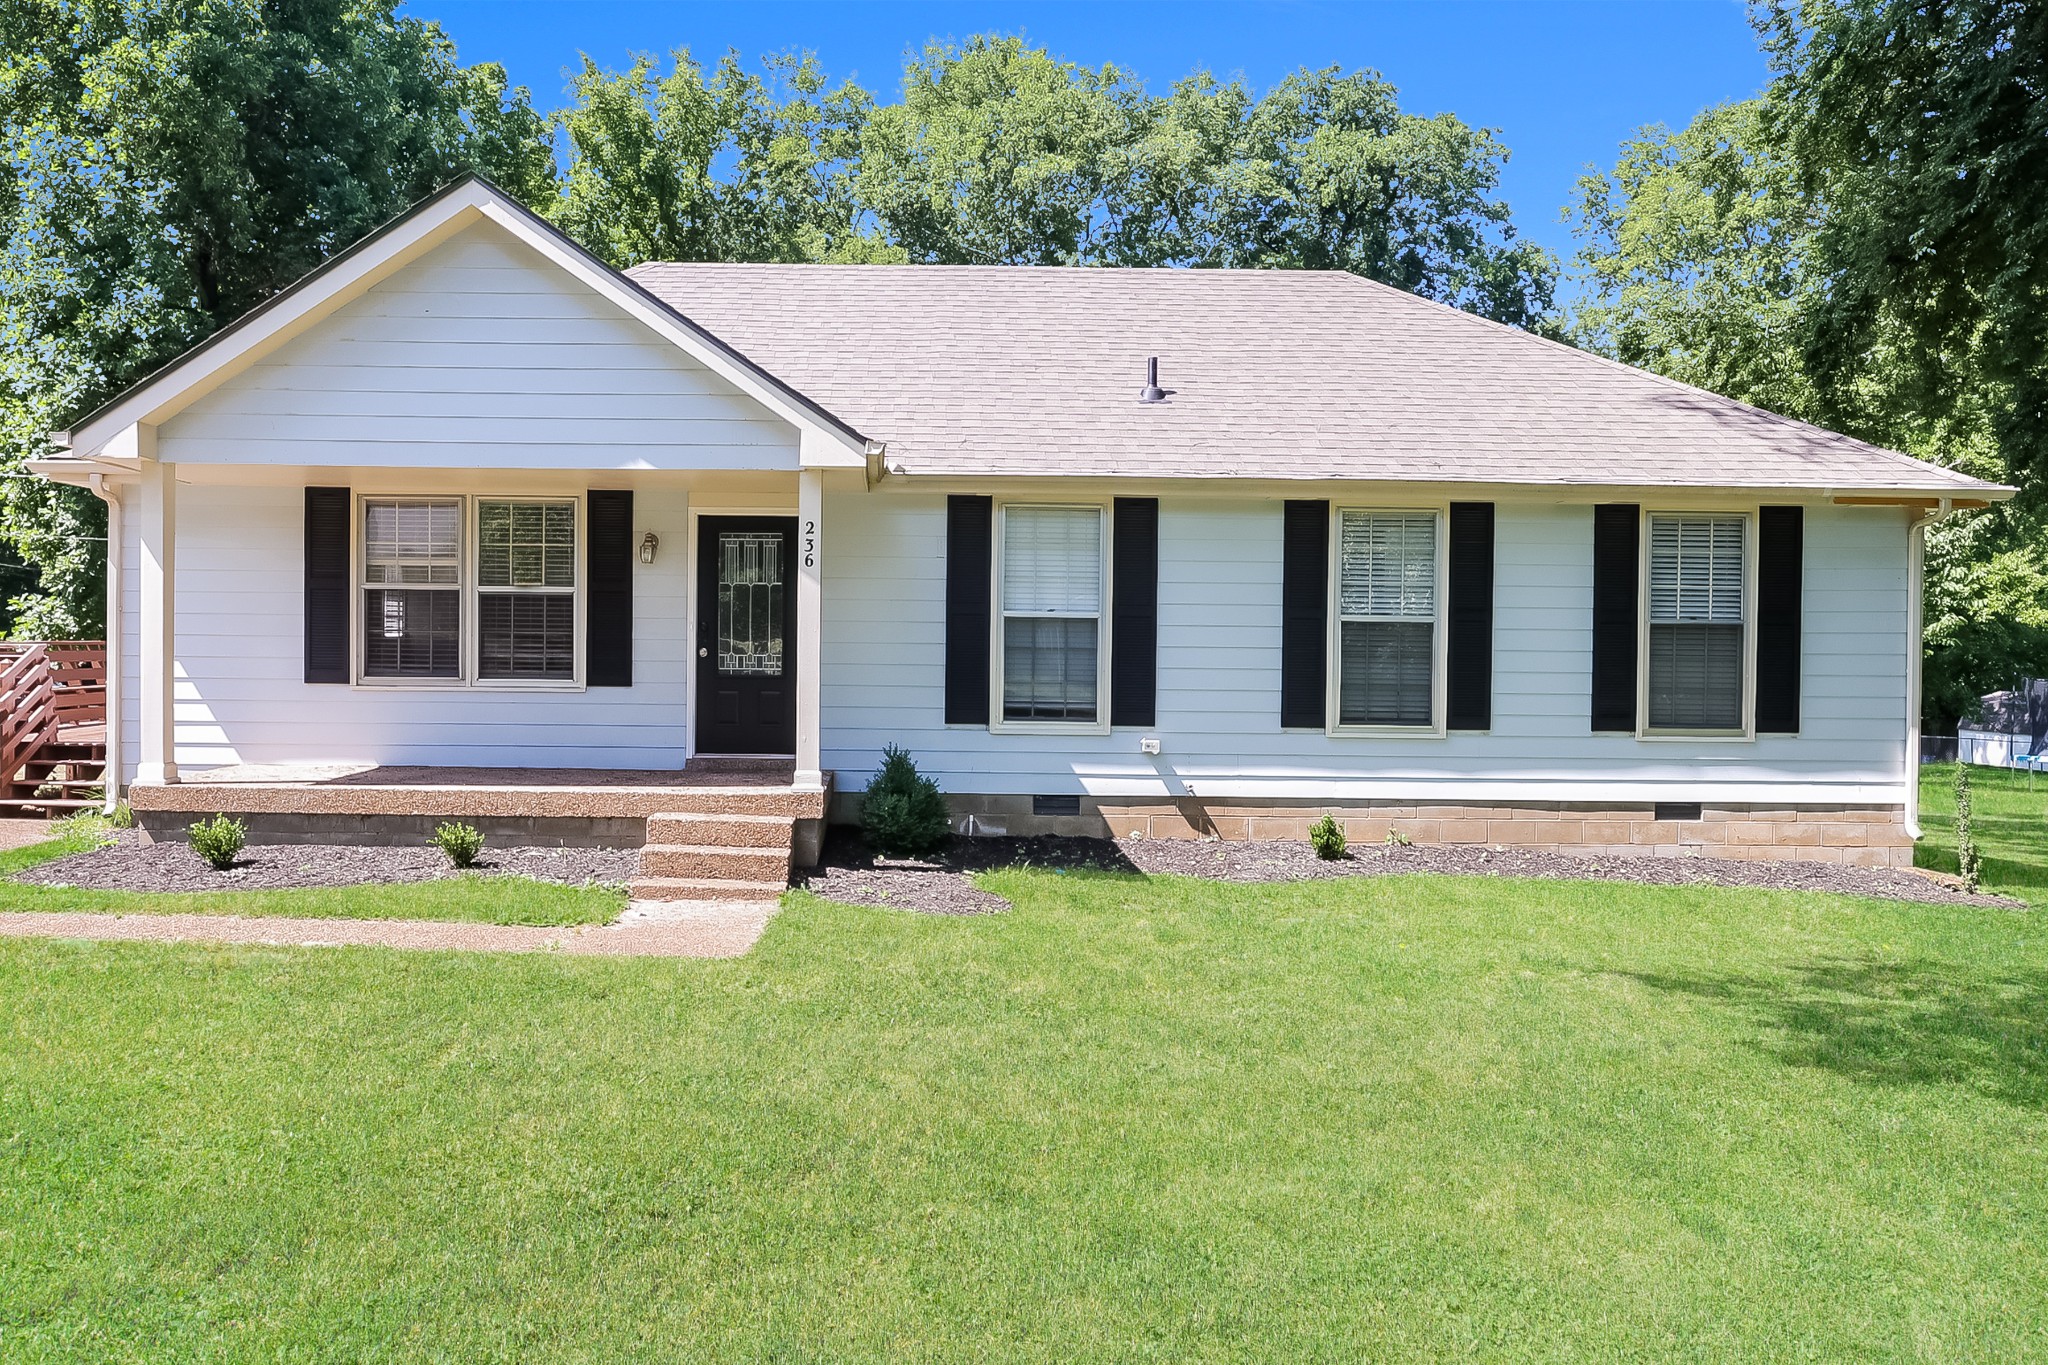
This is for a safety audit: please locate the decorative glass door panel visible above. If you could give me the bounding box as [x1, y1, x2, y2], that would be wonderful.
[716, 533, 785, 676]
[695, 517, 797, 754]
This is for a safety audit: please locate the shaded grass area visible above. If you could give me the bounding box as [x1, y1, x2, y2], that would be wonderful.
[1918, 761, 2048, 903]
[0, 831, 621, 927]
[3, 869, 2044, 1361]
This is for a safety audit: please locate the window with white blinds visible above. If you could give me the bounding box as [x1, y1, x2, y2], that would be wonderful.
[478, 499, 577, 680]
[1000, 505, 1103, 722]
[1646, 513, 1746, 730]
[1335, 510, 1438, 727]
[356, 494, 582, 686]
[361, 498, 461, 679]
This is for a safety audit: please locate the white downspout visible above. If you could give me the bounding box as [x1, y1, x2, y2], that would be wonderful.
[87, 472, 122, 812]
[1903, 498, 1956, 839]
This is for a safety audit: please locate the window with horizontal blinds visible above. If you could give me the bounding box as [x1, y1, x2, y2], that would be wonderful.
[361, 498, 461, 678]
[1336, 510, 1437, 727]
[1001, 505, 1103, 722]
[478, 499, 576, 680]
[1646, 513, 1746, 730]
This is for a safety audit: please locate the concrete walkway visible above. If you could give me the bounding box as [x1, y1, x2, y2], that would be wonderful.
[0, 897, 776, 958]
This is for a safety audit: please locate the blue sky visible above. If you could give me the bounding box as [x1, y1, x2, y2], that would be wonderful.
[412, 0, 1771, 272]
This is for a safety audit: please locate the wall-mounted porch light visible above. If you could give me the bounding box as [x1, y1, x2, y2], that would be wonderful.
[639, 531, 659, 565]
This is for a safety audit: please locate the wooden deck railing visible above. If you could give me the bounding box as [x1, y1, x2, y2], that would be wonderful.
[0, 641, 107, 790]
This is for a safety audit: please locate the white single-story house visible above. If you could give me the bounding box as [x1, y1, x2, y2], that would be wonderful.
[34, 176, 2011, 881]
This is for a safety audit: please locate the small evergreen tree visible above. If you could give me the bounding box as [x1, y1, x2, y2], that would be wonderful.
[1308, 814, 1347, 860]
[862, 745, 951, 857]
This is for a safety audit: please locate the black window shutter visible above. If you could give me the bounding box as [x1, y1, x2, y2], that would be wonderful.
[586, 490, 633, 686]
[1591, 503, 1640, 732]
[1281, 500, 1329, 729]
[304, 487, 350, 684]
[945, 495, 994, 725]
[1756, 505, 1803, 734]
[1110, 497, 1159, 728]
[1446, 502, 1495, 731]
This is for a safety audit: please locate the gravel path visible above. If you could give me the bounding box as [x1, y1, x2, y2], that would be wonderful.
[799, 832, 2021, 914]
[15, 832, 636, 892]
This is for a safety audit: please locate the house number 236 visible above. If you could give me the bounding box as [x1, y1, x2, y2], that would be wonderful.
[802, 520, 817, 568]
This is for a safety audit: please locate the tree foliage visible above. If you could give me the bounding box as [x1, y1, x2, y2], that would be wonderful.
[1568, 101, 1819, 421]
[0, 0, 554, 634]
[852, 39, 1556, 323]
[552, 48, 894, 267]
[1760, 0, 2048, 496]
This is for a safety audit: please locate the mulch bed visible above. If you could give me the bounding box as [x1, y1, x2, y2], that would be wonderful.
[15, 830, 636, 893]
[797, 830, 2023, 915]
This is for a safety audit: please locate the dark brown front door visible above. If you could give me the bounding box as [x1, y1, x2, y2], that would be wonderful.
[695, 516, 797, 754]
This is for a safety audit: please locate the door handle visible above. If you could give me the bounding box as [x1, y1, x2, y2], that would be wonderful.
[698, 646, 708, 658]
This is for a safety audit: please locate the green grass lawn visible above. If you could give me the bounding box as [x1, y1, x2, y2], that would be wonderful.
[0, 829, 621, 927]
[1917, 761, 2048, 903]
[3, 866, 2044, 1361]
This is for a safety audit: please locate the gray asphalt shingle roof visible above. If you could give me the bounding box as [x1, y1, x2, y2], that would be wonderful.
[627, 262, 1999, 494]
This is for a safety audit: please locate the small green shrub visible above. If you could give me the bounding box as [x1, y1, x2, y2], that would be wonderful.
[1956, 764, 1982, 891]
[432, 821, 486, 869]
[862, 744, 951, 858]
[1309, 814, 1347, 860]
[188, 814, 246, 870]
[108, 801, 135, 830]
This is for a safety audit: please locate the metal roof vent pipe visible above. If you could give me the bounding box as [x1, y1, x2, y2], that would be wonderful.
[1138, 356, 1170, 404]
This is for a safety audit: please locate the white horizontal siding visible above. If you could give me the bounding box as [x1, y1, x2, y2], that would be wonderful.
[122, 480, 692, 778]
[157, 224, 798, 471]
[818, 492, 1911, 801]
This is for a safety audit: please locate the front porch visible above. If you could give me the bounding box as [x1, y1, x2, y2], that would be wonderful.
[127, 759, 833, 896]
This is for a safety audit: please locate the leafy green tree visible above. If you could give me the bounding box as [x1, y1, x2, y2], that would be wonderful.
[0, 0, 555, 635]
[552, 47, 893, 268]
[1760, 0, 2048, 498]
[1567, 100, 1820, 421]
[855, 36, 1150, 266]
[855, 42, 1558, 322]
[1217, 67, 1556, 328]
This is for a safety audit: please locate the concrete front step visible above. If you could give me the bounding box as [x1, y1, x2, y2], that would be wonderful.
[640, 842, 791, 882]
[645, 811, 796, 847]
[628, 875, 786, 903]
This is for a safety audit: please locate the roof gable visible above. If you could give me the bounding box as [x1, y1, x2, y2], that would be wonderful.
[59, 177, 869, 467]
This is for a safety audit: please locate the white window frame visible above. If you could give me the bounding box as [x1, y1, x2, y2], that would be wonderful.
[1636, 508, 1757, 741]
[351, 492, 586, 692]
[989, 501, 1112, 735]
[1326, 504, 1448, 737]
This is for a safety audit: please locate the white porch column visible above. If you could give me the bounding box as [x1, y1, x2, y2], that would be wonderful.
[136, 445, 177, 785]
[794, 468, 824, 791]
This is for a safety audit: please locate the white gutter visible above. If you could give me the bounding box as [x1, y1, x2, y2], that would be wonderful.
[86, 472, 122, 812]
[1904, 497, 1962, 839]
